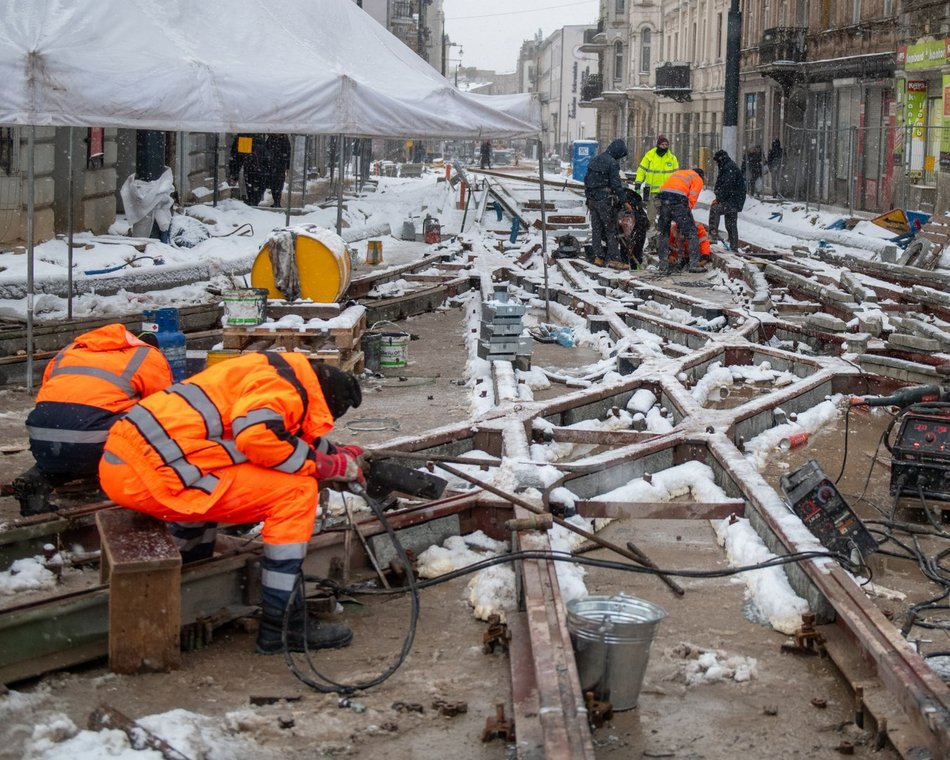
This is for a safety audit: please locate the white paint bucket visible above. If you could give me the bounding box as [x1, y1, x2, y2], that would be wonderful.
[379, 332, 410, 368]
[222, 288, 268, 326]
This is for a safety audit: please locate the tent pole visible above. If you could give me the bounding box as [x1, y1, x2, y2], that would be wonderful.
[26, 127, 35, 395]
[66, 127, 75, 320]
[335, 133, 345, 236]
[212, 134, 220, 208]
[285, 135, 295, 227]
[537, 137, 550, 323]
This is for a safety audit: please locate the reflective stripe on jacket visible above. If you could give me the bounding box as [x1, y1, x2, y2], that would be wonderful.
[658, 169, 704, 209]
[26, 323, 173, 445]
[634, 147, 679, 193]
[102, 352, 334, 513]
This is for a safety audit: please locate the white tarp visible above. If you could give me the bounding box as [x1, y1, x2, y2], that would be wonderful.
[0, 0, 539, 138]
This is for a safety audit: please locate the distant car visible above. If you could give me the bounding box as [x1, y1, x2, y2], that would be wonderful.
[494, 149, 514, 166]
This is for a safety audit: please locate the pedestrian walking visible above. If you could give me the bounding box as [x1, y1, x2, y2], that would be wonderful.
[766, 138, 784, 197]
[262, 134, 291, 207]
[742, 145, 764, 199]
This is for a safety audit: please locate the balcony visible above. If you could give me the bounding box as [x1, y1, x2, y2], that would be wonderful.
[654, 63, 691, 101]
[579, 73, 603, 102]
[579, 20, 606, 52]
[757, 28, 807, 91]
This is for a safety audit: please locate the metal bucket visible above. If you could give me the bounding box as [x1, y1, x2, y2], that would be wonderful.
[566, 593, 666, 710]
[361, 332, 383, 372]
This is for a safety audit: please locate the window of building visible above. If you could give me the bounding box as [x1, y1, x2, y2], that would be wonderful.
[716, 13, 723, 60]
[852, 0, 861, 24]
[820, 0, 831, 29]
[615, 0, 625, 14]
[0, 128, 15, 176]
[883, 0, 892, 14]
[613, 41, 624, 84]
[87, 128, 104, 170]
[640, 29, 652, 72]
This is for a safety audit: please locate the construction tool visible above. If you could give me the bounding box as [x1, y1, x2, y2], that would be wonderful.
[626, 540, 685, 597]
[364, 458, 448, 502]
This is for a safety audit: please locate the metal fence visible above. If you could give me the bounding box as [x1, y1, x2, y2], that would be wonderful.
[647, 124, 948, 217]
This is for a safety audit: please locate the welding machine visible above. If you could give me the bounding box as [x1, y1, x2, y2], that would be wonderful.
[780, 459, 877, 557]
[850, 384, 950, 504]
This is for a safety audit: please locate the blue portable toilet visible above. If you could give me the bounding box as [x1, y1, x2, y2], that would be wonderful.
[571, 140, 599, 182]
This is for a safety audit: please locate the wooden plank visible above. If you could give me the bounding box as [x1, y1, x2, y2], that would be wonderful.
[96, 509, 181, 674]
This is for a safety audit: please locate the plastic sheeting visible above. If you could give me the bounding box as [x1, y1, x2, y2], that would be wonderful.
[0, 0, 539, 138]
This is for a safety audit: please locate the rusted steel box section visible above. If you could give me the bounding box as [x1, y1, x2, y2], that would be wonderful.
[730, 380, 834, 445]
[753, 320, 848, 356]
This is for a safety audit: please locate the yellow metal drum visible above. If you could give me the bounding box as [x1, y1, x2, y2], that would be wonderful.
[251, 226, 352, 303]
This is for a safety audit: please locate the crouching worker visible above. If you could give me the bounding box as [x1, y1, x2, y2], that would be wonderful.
[98, 352, 364, 654]
[666, 221, 711, 271]
[16, 324, 173, 515]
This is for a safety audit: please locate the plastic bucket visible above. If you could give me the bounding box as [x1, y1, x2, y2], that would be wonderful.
[379, 332, 410, 368]
[567, 593, 666, 711]
[250, 225, 352, 303]
[205, 349, 242, 368]
[221, 288, 268, 327]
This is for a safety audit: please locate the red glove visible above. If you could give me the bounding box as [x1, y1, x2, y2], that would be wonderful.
[314, 451, 365, 485]
[334, 444, 365, 462]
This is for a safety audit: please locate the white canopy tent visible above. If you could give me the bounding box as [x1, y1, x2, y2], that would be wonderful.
[0, 0, 539, 138]
[0, 0, 542, 390]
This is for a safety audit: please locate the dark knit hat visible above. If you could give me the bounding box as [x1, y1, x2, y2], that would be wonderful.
[656, 135, 669, 146]
[693, 167, 705, 181]
[713, 149, 729, 162]
[314, 363, 362, 420]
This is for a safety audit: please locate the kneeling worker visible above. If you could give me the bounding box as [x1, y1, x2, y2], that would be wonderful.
[17, 324, 173, 515]
[655, 167, 705, 273]
[98, 352, 364, 654]
[666, 221, 711, 271]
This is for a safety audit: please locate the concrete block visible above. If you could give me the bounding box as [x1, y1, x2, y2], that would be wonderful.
[887, 333, 942, 353]
[804, 312, 848, 332]
[879, 244, 898, 264]
[858, 313, 884, 337]
[844, 333, 870, 354]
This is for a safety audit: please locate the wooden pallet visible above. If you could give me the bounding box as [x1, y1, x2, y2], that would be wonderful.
[222, 306, 367, 353]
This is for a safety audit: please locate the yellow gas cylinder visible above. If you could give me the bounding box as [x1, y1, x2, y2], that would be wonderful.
[251, 224, 352, 302]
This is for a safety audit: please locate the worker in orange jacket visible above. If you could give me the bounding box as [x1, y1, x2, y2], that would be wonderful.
[655, 167, 705, 274]
[667, 221, 711, 271]
[16, 324, 173, 515]
[99, 352, 364, 654]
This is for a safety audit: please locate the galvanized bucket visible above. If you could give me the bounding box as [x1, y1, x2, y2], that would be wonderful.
[566, 593, 667, 711]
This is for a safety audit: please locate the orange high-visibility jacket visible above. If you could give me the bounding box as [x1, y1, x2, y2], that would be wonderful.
[668, 222, 711, 260]
[102, 352, 334, 513]
[659, 169, 704, 209]
[34, 323, 172, 413]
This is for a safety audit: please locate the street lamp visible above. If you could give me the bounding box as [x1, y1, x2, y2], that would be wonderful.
[442, 34, 462, 80]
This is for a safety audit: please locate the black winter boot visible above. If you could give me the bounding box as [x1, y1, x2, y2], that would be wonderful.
[255, 605, 353, 654]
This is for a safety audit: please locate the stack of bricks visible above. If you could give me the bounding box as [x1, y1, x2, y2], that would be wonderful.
[220, 303, 367, 373]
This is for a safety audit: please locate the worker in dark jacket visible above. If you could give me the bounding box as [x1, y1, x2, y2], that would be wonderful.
[655, 167, 705, 273]
[708, 149, 746, 251]
[584, 138, 629, 270]
[262, 134, 292, 207]
[228, 133, 266, 206]
[15, 324, 173, 515]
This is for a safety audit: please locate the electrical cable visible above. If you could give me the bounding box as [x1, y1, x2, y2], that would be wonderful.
[329, 546, 852, 599]
[279, 486, 421, 695]
[834, 403, 853, 484]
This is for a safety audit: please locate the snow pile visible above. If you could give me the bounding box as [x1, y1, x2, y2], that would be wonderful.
[742, 396, 843, 470]
[666, 643, 758, 686]
[0, 557, 57, 596]
[416, 531, 508, 579]
[715, 516, 810, 634]
[593, 461, 729, 505]
[26, 707, 272, 759]
[691, 363, 734, 404]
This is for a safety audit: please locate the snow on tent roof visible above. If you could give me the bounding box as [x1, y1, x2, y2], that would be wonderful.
[0, 0, 539, 138]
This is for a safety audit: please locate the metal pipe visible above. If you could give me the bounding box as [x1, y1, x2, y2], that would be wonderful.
[335, 133, 345, 236]
[848, 126, 855, 217]
[66, 127, 74, 320]
[212, 134, 219, 208]
[537, 137, 550, 322]
[435, 461, 675, 571]
[285, 134, 294, 227]
[26, 126, 35, 395]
